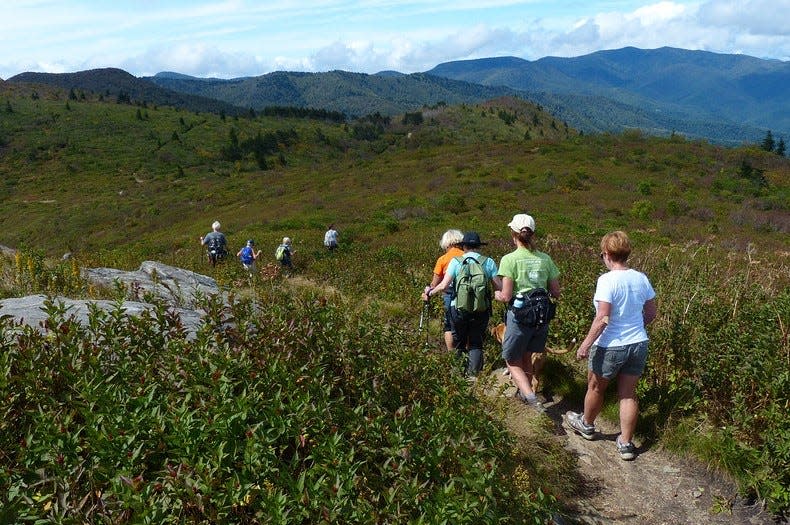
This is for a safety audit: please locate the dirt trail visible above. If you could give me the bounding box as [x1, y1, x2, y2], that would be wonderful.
[485, 368, 779, 525]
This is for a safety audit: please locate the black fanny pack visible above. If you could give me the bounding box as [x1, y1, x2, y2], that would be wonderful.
[512, 288, 556, 327]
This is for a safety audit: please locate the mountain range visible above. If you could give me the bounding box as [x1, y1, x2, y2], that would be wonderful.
[6, 46, 788, 146]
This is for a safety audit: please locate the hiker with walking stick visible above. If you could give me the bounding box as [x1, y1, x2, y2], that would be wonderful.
[422, 232, 501, 377]
[426, 229, 464, 351]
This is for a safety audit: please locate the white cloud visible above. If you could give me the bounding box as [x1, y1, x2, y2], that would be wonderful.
[698, 0, 790, 35]
[0, 1, 787, 79]
[123, 43, 265, 78]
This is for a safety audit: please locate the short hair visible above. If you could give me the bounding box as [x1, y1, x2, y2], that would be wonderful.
[212, 221, 221, 231]
[439, 229, 464, 250]
[600, 231, 632, 263]
[283, 237, 291, 244]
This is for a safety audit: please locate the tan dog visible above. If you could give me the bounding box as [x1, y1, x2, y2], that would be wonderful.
[491, 322, 570, 393]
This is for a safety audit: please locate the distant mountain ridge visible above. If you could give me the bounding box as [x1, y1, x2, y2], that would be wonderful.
[7, 47, 788, 145]
[7, 68, 247, 116]
[145, 70, 520, 117]
[428, 47, 789, 143]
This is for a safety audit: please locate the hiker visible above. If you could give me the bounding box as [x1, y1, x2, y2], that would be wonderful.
[423, 231, 501, 377]
[324, 224, 339, 251]
[275, 237, 293, 271]
[425, 229, 464, 351]
[565, 231, 657, 460]
[494, 214, 561, 411]
[237, 239, 261, 275]
[199, 221, 228, 267]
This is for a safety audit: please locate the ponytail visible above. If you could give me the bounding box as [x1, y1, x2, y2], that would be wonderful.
[516, 228, 536, 249]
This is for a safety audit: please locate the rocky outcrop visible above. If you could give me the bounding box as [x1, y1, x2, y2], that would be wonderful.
[0, 294, 205, 338]
[81, 260, 223, 308]
[0, 261, 226, 339]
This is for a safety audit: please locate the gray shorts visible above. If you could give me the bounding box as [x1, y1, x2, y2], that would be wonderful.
[500, 309, 549, 362]
[588, 340, 649, 379]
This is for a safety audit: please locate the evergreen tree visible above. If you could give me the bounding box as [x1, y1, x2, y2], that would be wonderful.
[761, 130, 775, 152]
[776, 137, 786, 157]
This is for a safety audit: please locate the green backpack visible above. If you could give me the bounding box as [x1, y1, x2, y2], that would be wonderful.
[453, 255, 491, 315]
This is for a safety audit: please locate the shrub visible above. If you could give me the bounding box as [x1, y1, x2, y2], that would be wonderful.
[0, 290, 558, 523]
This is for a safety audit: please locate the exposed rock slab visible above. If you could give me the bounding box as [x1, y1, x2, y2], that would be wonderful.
[81, 260, 222, 308]
[0, 262, 226, 339]
[0, 294, 206, 339]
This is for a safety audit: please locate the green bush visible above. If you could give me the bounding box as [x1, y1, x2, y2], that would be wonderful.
[0, 290, 558, 523]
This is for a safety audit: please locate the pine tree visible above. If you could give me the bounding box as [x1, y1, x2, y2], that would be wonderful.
[761, 130, 775, 152]
[776, 137, 786, 157]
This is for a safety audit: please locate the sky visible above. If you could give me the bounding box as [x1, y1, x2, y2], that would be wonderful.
[1, 0, 788, 80]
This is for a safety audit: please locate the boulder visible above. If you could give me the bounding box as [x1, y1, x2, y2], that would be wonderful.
[0, 294, 205, 339]
[0, 262, 228, 340]
[82, 261, 223, 308]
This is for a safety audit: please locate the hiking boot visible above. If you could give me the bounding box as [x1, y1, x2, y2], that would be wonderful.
[515, 390, 545, 413]
[565, 411, 596, 440]
[616, 437, 637, 460]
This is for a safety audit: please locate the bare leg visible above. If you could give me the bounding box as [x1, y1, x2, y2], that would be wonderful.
[583, 373, 610, 426]
[444, 330, 454, 352]
[507, 355, 534, 397]
[617, 374, 640, 443]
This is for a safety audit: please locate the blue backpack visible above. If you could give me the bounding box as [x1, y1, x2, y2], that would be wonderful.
[240, 246, 254, 264]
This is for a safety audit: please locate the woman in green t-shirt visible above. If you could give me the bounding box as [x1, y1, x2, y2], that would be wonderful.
[494, 214, 561, 410]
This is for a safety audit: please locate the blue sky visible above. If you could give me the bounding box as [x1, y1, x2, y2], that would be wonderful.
[2, 0, 788, 79]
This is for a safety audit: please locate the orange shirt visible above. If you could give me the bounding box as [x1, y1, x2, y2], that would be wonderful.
[433, 247, 464, 279]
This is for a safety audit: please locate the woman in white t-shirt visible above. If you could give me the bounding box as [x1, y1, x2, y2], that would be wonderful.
[565, 231, 657, 460]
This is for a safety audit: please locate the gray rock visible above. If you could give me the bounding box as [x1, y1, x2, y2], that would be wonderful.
[0, 262, 231, 341]
[82, 260, 223, 308]
[0, 294, 205, 339]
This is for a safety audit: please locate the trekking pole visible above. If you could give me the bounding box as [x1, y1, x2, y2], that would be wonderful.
[419, 300, 430, 348]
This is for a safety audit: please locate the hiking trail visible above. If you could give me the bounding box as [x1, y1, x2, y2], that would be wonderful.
[484, 368, 779, 525]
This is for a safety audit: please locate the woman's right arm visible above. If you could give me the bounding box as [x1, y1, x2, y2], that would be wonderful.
[576, 300, 611, 360]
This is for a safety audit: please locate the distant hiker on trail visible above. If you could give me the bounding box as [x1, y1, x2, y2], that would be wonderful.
[237, 239, 261, 275]
[324, 224, 339, 251]
[565, 231, 657, 461]
[200, 221, 228, 267]
[275, 237, 293, 272]
[494, 214, 561, 411]
[422, 232, 501, 377]
[425, 229, 464, 351]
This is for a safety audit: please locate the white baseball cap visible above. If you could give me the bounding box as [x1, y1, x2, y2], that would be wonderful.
[507, 214, 536, 233]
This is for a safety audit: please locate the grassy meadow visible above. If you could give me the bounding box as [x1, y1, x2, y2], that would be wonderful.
[1, 82, 788, 522]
